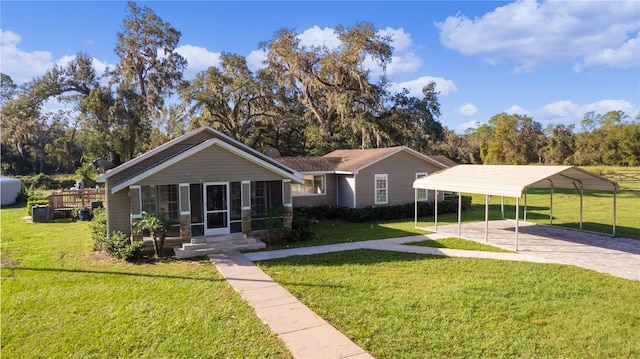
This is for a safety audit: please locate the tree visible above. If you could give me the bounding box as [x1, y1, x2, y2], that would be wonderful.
[111, 1, 187, 160]
[0, 73, 17, 107]
[542, 124, 575, 164]
[261, 22, 392, 152]
[378, 83, 444, 153]
[484, 113, 544, 164]
[183, 53, 270, 148]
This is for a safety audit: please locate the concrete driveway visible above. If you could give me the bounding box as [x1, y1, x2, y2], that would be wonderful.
[427, 220, 640, 281]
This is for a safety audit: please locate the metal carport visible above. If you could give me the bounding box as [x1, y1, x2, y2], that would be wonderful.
[412, 165, 619, 250]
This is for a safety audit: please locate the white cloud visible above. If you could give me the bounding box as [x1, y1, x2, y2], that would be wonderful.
[391, 76, 457, 97]
[436, 0, 640, 71]
[574, 33, 640, 72]
[296, 25, 423, 78]
[580, 99, 635, 116]
[1, 28, 114, 84]
[1, 28, 55, 83]
[504, 105, 529, 115]
[509, 99, 636, 126]
[371, 27, 422, 77]
[176, 44, 221, 79]
[456, 120, 482, 132]
[458, 103, 477, 117]
[246, 49, 267, 72]
[298, 26, 342, 49]
[539, 100, 580, 118]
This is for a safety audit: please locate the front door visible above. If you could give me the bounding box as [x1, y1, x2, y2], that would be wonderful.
[204, 182, 229, 236]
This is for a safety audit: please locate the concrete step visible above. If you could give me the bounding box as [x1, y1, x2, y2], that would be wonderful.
[191, 233, 247, 244]
[174, 240, 266, 259]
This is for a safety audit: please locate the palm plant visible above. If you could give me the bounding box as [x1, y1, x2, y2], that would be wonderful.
[134, 211, 174, 257]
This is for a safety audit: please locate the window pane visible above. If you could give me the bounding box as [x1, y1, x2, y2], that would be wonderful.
[375, 175, 387, 204]
[313, 175, 324, 194]
[416, 173, 428, 201]
[141, 185, 157, 215]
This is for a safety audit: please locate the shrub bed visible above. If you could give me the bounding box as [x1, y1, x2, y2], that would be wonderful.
[295, 196, 472, 222]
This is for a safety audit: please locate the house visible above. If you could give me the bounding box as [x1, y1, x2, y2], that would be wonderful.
[276, 147, 452, 208]
[96, 126, 304, 256]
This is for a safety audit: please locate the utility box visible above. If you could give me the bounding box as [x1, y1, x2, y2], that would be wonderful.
[32, 205, 51, 223]
[91, 200, 104, 210]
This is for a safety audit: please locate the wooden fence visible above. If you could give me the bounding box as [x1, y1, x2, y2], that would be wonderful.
[604, 172, 640, 183]
[47, 188, 106, 214]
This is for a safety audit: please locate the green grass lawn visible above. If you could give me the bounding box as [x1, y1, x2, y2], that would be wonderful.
[406, 237, 516, 252]
[257, 249, 640, 359]
[1, 205, 292, 359]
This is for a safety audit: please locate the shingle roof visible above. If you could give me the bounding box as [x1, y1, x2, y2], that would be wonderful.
[428, 155, 458, 168]
[278, 146, 451, 174]
[277, 156, 343, 172]
[323, 147, 406, 172]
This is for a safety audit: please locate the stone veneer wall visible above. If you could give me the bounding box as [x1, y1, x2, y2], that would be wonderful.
[179, 214, 191, 240]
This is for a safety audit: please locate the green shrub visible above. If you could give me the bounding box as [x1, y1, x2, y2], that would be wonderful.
[104, 231, 143, 262]
[283, 212, 315, 243]
[294, 196, 472, 223]
[89, 208, 107, 250]
[26, 199, 49, 215]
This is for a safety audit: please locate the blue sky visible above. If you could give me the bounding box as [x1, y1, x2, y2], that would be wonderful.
[2, 0, 639, 133]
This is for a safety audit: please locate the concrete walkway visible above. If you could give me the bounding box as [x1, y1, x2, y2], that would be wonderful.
[210, 226, 639, 358]
[209, 251, 374, 359]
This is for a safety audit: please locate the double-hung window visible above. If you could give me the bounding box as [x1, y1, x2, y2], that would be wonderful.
[374, 174, 388, 204]
[291, 175, 325, 196]
[416, 172, 429, 201]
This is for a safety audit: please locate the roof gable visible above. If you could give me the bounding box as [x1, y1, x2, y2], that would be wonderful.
[278, 146, 450, 174]
[98, 126, 300, 184]
[109, 138, 304, 193]
[324, 146, 448, 173]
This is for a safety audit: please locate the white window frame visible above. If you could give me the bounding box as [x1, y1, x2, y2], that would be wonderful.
[374, 174, 388, 205]
[291, 174, 326, 196]
[416, 172, 429, 201]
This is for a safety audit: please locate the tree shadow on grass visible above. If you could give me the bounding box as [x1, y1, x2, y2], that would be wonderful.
[257, 248, 447, 268]
[3, 266, 223, 282]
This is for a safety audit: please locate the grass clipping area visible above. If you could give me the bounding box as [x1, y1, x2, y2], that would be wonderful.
[1, 206, 292, 359]
[258, 249, 640, 359]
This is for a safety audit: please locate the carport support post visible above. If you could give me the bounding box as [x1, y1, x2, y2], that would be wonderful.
[515, 197, 520, 251]
[457, 192, 462, 237]
[524, 190, 528, 222]
[613, 189, 617, 237]
[414, 189, 417, 228]
[549, 180, 554, 225]
[484, 194, 489, 243]
[434, 190, 439, 232]
[573, 182, 584, 230]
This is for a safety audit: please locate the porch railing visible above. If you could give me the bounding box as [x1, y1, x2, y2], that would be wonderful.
[47, 188, 106, 213]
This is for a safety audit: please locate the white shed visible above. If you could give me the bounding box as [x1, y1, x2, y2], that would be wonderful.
[1, 176, 22, 205]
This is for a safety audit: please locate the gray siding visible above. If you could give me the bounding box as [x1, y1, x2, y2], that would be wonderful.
[337, 175, 356, 208]
[292, 174, 337, 207]
[138, 144, 287, 185]
[107, 131, 214, 186]
[355, 151, 443, 207]
[106, 143, 294, 235]
[106, 183, 132, 235]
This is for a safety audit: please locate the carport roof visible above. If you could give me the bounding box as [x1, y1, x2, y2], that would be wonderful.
[413, 165, 618, 197]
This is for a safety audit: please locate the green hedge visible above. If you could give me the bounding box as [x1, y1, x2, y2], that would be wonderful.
[295, 196, 472, 223]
